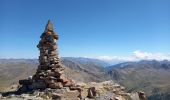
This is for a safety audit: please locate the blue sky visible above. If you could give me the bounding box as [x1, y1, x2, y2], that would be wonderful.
[0, 0, 170, 59]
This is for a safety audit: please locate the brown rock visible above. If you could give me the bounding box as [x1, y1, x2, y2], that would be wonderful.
[88, 87, 96, 98]
[138, 91, 146, 100]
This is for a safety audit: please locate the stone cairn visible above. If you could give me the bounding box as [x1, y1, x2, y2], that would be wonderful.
[32, 20, 74, 89]
[19, 20, 80, 99]
[2, 20, 146, 100]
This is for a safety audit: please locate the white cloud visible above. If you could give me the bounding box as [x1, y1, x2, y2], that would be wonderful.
[97, 56, 116, 61]
[94, 50, 170, 64]
[132, 50, 170, 61]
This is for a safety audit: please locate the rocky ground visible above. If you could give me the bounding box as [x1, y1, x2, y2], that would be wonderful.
[0, 80, 146, 100]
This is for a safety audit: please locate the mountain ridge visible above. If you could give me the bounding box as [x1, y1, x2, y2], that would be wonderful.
[0, 58, 170, 99]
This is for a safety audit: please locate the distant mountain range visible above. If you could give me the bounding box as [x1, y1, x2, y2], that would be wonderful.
[107, 60, 170, 100]
[0, 57, 170, 100]
[61, 57, 111, 67]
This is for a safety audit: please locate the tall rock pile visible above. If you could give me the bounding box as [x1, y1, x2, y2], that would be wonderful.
[32, 20, 74, 89]
[19, 20, 75, 90]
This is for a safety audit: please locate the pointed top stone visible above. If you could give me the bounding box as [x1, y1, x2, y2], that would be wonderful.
[45, 19, 53, 31]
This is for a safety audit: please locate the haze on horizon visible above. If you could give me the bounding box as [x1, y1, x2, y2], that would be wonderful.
[0, 0, 170, 61]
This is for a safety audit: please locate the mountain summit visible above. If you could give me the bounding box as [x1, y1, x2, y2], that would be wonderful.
[1, 21, 146, 100]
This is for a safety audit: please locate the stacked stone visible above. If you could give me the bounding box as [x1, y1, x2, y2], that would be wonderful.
[32, 20, 74, 89]
[12, 20, 146, 100]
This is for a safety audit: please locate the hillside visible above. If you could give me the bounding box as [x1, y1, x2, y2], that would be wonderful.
[107, 60, 170, 100]
[0, 58, 109, 92]
[0, 59, 38, 92]
[0, 58, 170, 99]
[61, 57, 110, 82]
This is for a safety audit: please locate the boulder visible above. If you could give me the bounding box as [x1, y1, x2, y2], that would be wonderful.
[88, 87, 96, 98]
[138, 91, 146, 100]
